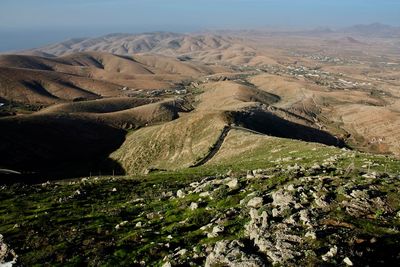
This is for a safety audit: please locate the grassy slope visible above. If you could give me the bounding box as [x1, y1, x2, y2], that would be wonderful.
[1, 133, 400, 266]
[110, 112, 228, 173]
[206, 129, 400, 173]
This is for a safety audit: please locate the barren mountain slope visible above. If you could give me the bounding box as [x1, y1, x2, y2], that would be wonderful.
[0, 51, 229, 106]
[20, 32, 278, 66]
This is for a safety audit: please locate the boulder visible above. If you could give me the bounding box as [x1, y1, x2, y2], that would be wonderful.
[177, 190, 186, 198]
[226, 178, 239, 189]
[247, 197, 263, 208]
[205, 240, 266, 267]
[190, 202, 198, 210]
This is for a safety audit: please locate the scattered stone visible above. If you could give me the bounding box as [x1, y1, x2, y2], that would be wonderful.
[0, 234, 17, 266]
[350, 190, 368, 199]
[247, 197, 263, 208]
[115, 221, 128, 230]
[362, 172, 377, 179]
[162, 191, 174, 198]
[299, 209, 312, 227]
[272, 189, 293, 207]
[177, 190, 185, 198]
[208, 225, 224, 238]
[190, 182, 200, 188]
[272, 208, 280, 217]
[305, 231, 317, 240]
[311, 164, 321, 170]
[205, 240, 266, 267]
[246, 170, 255, 179]
[133, 198, 144, 203]
[271, 189, 294, 216]
[199, 192, 210, 197]
[200, 223, 212, 231]
[176, 249, 187, 256]
[190, 202, 198, 210]
[343, 257, 353, 266]
[322, 246, 337, 261]
[286, 184, 295, 191]
[226, 178, 239, 189]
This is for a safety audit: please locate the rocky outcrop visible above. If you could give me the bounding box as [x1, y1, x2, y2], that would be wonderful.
[205, 240, 266, 267]
[0, 234, 17, 266]
[203, 156, 400, 266]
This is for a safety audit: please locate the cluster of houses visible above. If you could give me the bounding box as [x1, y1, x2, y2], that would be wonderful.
[122, 87, 188, 97]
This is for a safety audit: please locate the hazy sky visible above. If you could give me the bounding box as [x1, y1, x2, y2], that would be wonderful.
[0, 0, 399, 51]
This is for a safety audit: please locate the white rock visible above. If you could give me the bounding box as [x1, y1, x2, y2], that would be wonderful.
[200, 223, 212, 231]
[135, 222, 142, 228]
[305, 231, 317, 240]
[200, 192, 210, 197]
[311, 164, 321, 170]
[322, 246, 337, 261]
[272, 208, 279, 217]
[190, 202, 198, 210]
[286, 184, 295, 191]
[177, 189, 185, 198]
[246, 170, 255, 179]
[176, 249, 187, 256]
[0, 234, 17, 266]
[162, 262, 172, 267]
[208, 225, 224, 238]
[190, 182, 200, 188]
[115, 221, 128, 229]
[247, 197, 263, 208]
[213, 225, 224, 234]
[226, 178, 239, 189]
[343, 257, 353, 266]
[112, 188, 117, 192]
[272, 189, 294, 207]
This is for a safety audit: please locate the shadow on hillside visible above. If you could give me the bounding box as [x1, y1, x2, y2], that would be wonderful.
[230, 109, 347, 147]
[0, 114, 126, 184]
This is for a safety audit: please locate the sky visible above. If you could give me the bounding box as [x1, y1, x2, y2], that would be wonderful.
[0, 0, 399, 51]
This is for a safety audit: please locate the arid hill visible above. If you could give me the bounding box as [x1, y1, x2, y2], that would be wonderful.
[1, 28, 400, 181]
[1, 26, 400, 267]
[17, 32, 276, 66]
[0, 51, 229, 106]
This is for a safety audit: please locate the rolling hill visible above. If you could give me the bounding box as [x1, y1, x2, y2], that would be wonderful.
[1, 28, 400, 267]
[16, 32, 277, 67]
[1, 29, 399, 180]
[0, 51, 229, 106]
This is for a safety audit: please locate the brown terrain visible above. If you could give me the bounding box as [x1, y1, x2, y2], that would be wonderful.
[1, 26, 399, 180]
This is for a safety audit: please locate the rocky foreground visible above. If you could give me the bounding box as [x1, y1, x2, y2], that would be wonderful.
[1, 150, 400, 266]
[204, 169, 400, 266]
[170, 161, 400, 266]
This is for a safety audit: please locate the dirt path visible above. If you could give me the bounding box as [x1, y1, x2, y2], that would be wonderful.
[190, 125, 266, 167]
[231, 125, 265, 136]
[190, 126, 231, 167]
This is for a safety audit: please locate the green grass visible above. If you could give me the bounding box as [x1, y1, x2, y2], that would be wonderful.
[1, 136, 400, 266]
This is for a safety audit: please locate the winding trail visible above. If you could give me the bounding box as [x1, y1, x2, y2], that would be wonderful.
[190, 126, 231, 167]
[190, 125, 265, 167]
